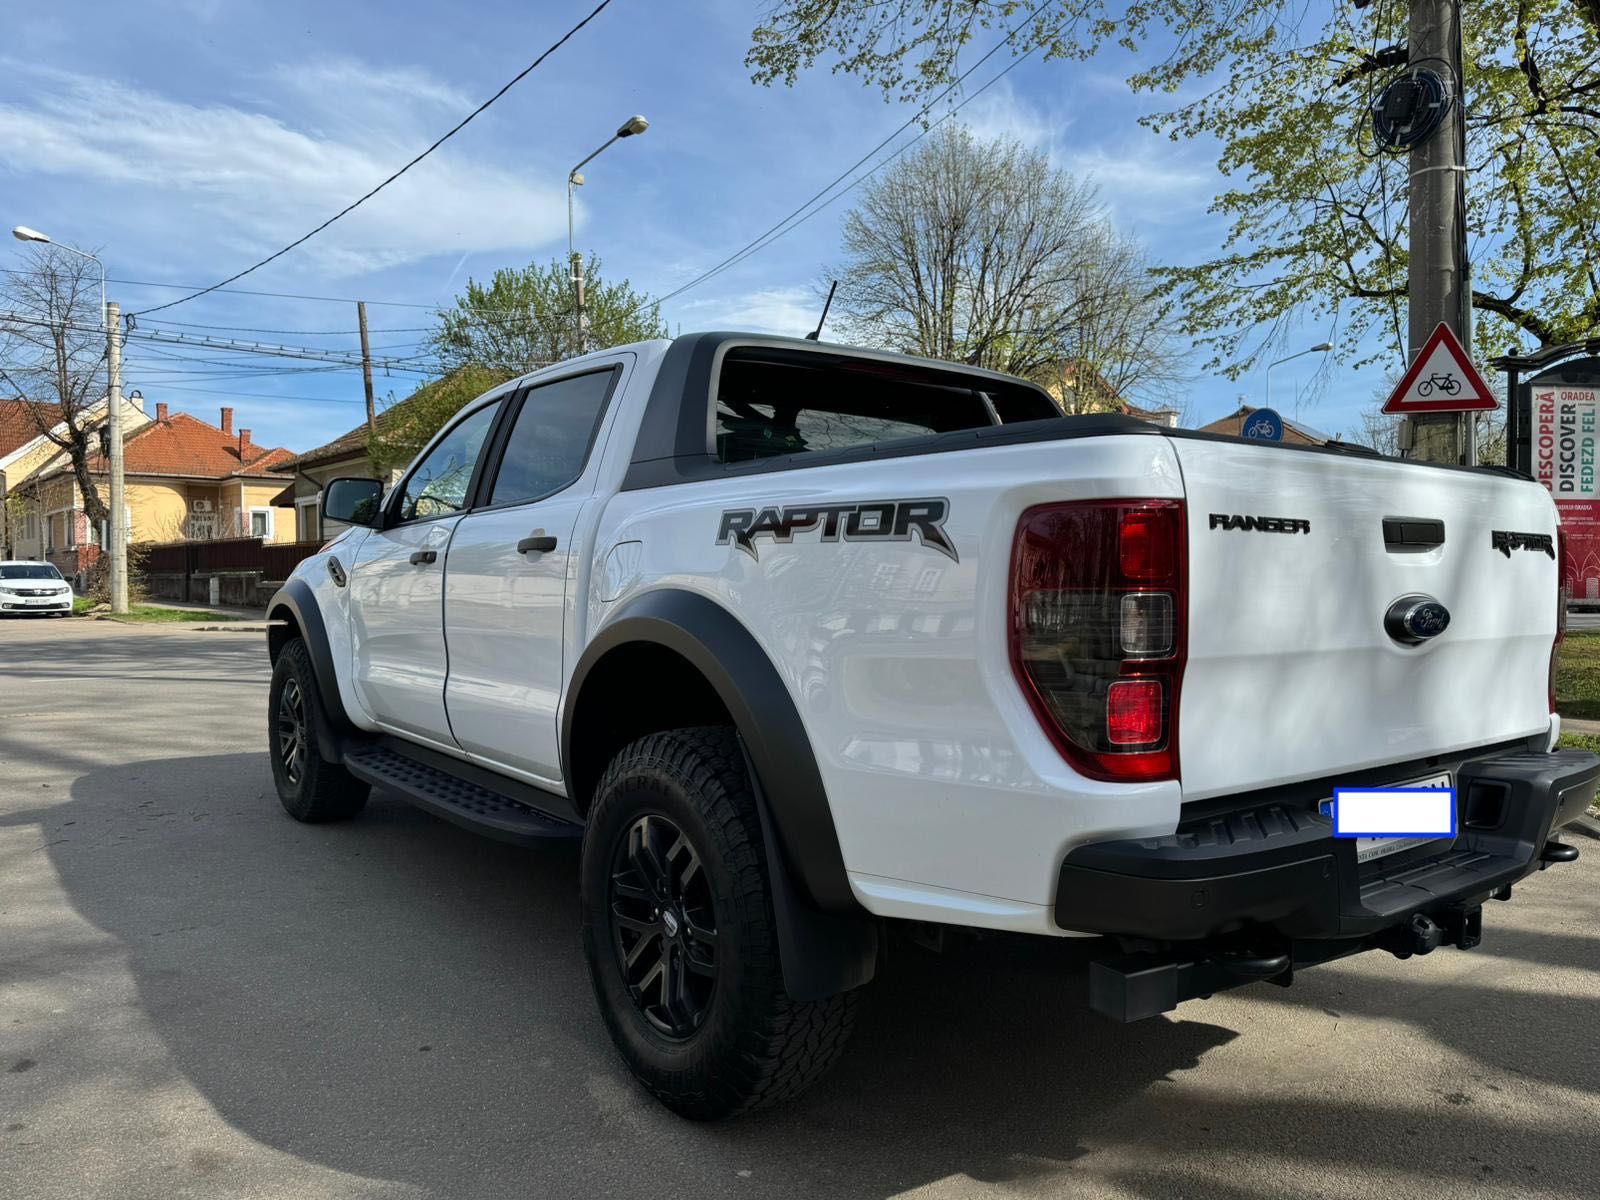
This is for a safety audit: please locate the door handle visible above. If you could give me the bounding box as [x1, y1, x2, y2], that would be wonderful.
[518, 533, 558, 555]
[408, 549, 438, 565]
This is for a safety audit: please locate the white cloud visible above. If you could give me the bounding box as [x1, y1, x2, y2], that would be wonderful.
[0, 62, 565, 278]
[1060, 142, 1220, 232]
[673, 286, 820, 337]
[933, 79, 1218, 232]
[950, 79, 1063, 154]
[269, 57, 477, 124]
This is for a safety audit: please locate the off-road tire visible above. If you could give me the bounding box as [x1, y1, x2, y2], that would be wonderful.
[581, 726, 859, 1120]
[268, 638, 368, 823]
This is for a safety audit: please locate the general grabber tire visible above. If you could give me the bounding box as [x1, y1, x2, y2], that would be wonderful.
[581, 726, 859, 1120]
[268, 638, 369, 823]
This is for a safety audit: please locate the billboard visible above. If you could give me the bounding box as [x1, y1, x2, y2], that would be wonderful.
[1533, 384, 1600, 599]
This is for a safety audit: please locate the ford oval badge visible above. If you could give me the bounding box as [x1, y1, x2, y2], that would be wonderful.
[1384, 594, 1451, 645]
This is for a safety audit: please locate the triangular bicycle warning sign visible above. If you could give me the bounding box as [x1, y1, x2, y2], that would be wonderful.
[1381, 323, 1498, 414]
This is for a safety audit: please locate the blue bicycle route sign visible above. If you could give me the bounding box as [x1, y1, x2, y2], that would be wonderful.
[1242, 408, 1284, 441]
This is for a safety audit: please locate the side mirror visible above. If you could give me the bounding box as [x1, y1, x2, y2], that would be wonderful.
[323, 477, 384, 527]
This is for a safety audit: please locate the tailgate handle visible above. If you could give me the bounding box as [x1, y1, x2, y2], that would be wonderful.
[1383, 517, 1445, 550]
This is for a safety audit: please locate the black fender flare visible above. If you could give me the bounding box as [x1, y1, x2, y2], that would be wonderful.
[563, 588, 877, 1000]
[266, 578, 353, 758]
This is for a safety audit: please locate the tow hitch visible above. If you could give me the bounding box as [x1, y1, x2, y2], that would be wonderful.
[1089, 901, 1494, 1022]
[1378, 904, 1483, 958]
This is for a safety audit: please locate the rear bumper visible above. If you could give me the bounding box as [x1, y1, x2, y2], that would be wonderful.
[1058, 748, 1598, 1021]
[1056, 749, 1599, 943]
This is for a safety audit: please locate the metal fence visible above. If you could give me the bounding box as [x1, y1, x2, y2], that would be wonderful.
[137, 536, 323, 581]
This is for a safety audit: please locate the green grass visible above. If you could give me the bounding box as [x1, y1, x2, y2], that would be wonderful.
[105, 604, 240, 624]
[1555, 630, 1600, 720]
[71, 595, 95, 615]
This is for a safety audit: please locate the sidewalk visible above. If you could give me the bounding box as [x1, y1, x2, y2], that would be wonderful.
[98, 599, 273, 632]
[139, 599, 267, 621]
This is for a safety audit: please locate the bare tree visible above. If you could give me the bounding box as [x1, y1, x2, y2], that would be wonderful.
[827, 125, 1185, 403]
[0, 244, 111, 531]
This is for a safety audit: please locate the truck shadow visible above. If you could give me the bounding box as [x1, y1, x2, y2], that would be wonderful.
[12, 752, 1597, 1198]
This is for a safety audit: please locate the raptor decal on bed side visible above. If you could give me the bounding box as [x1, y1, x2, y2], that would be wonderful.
[717, 498, 957, 562]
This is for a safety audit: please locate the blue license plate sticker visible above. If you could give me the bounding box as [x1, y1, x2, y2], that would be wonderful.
[1319, 772, 1454, 862]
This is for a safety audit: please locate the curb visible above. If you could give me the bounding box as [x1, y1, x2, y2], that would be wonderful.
[94, 615, 267, 632]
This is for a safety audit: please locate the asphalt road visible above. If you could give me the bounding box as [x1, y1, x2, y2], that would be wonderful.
[3, 619, 1599, 1200]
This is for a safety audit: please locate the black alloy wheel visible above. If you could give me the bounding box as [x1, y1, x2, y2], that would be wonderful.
[609, 813, 718, 1039]
[277, 675, 308, 787]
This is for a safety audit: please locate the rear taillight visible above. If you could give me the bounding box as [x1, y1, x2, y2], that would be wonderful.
[1009, 499, 1186, 781]
[1551, 526, 1569, 713]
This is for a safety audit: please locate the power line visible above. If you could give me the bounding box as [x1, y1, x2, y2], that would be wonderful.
[138, 317, 435, 336]
[43, 275, 573, 325]
[124, 381, 369, 406]
[5, 309, 434, 369]
[648, 1, 1058, 310]
[128, 0, 617, 319]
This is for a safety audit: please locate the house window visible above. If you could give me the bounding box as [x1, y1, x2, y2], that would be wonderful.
[297, 498, 321, 542]
[250, 508, 273, 539]
[65, 512, 76, 548]
[189, 512, 217, 541]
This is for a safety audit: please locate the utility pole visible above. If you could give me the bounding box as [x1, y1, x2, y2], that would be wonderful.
[1404, 0, 1472, 464]
[357, 300, 377, 436]
[571, 252, 588, 357]
[105, 301, 127, 614]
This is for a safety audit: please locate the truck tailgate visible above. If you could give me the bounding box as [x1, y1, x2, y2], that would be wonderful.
[1172, 438, 1558, 800]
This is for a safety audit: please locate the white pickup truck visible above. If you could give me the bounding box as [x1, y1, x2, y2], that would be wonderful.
[265, 332, 1597, 1119]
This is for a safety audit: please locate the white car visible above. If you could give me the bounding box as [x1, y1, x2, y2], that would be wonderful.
[264, 332, 1599, 1119]
[0, 560, 75, 616]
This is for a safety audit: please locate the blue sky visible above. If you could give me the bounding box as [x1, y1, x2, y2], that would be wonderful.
[0, 0, 1388, 454]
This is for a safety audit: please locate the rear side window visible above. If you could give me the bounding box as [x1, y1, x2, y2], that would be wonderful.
[488, 369, 615, 506]
[714, 349, 1058, 464]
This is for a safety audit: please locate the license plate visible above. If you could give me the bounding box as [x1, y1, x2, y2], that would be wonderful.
[1321, 771, 1454, 863]
[26, 596, 62, 605]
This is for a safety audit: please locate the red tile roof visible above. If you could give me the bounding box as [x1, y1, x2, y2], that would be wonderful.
[80, 411, 294, 480]
[0, 399, 64, 459]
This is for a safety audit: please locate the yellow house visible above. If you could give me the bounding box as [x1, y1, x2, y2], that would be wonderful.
[1, 394, 152, 562]
[18, 403, 296, 585]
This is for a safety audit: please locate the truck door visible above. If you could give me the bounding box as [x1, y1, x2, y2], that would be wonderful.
[347, 398, 502, 743]
[442, 363, 624, 787]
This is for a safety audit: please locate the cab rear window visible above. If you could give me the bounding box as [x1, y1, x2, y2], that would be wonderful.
[713, 348, 1058, 464]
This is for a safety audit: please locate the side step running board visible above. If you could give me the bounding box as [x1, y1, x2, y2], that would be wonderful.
[344, 743, 582, 846]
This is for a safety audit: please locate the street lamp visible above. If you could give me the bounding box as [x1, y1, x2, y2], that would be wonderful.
[13, 226, 105, 329]
[11, 224, 124, 613]
[1265, 341, 1334, 410]
[566, 115, 649, 356]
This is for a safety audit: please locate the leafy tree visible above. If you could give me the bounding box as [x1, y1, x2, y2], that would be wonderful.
[828, 125, 1183, 401]
[747, 1, 1600, 372]
[366, 364, 513, 475]
[0, 244, 112, 530]
[431, 255, 667, 375]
